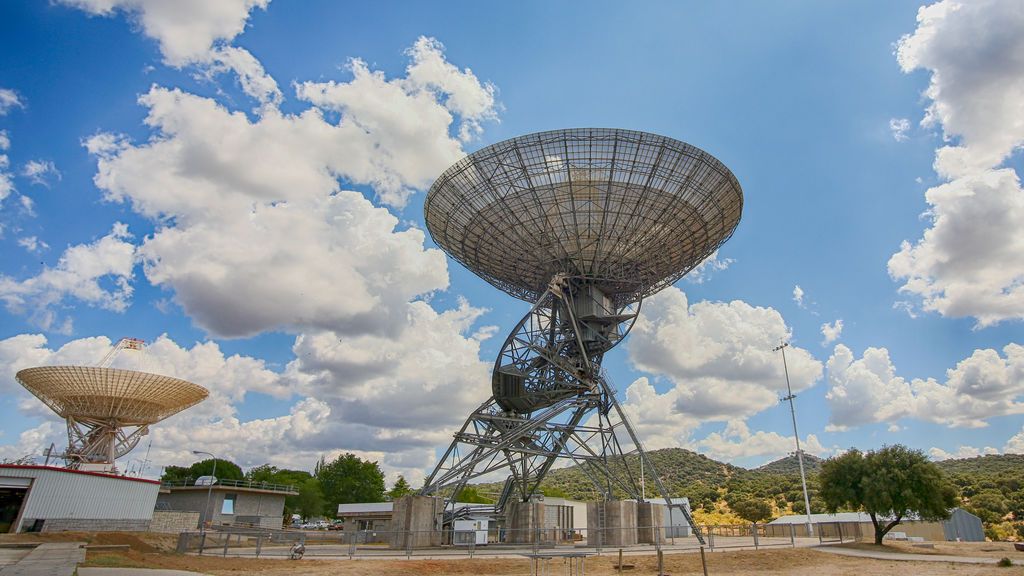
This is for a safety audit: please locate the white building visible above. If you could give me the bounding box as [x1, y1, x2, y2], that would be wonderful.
[0, 464, 160, 533]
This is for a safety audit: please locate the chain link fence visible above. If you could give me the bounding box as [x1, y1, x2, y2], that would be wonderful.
[176, 522, 810, 559]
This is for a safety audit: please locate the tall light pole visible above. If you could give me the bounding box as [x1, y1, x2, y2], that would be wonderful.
[193, 450, 217, 533]
[774, 342, 814, 537]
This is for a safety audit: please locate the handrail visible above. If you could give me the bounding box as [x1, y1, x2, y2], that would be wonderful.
[161, 477, 299, 494]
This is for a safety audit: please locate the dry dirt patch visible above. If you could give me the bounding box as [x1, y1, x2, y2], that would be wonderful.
[82, 547, 1024, 575]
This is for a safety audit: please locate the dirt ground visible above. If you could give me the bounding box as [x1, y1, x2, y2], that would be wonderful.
[839, 540, 1023, 559]
[81, 546, 1024, 576]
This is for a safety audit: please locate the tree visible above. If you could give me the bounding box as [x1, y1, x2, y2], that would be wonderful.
[387, 475, 413, 501]
[819, 446, 957, 545]
[791, 497, 825, 515]
[731, 498, 773, 523]
[315, 453, 385, 516]
[966, 490, 1009, 524]
[296, 478, 325, 520]
[245, 463, 313, 518]
[161, 458, 243, 483]
[455, 486, 494, 504]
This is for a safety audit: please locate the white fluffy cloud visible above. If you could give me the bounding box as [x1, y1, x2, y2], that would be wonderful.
[61, 0, 270, 66]
[826, 342, 1024, 430]
[0, 299, 491, 482]
[685, 250, 734, 285]
[0, 89, 22, 116]
[928, 445, 999, 461]
[888, 169, 1024, 327]
[1006, 427, 1024, 454]
[889, 117, 910, 142]
[792, 285, 805, 308]
[0, 130, 13, 204]
[627, 287, 822, 421]
[85, 39, 497, 337]
[897, 0, 1024, 178]
[21, 160, 61, 187]
[696, 419, 830, 464]
[0, 224, 136, 333]
[891, 0, 1024, 326]
[820, 319, 843, 346]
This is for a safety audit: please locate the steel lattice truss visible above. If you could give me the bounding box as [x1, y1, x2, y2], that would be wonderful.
[425, 128, 743, 308]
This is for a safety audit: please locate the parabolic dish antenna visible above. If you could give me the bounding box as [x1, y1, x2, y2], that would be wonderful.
[420, 129, 743, 544]
[17, 340, 208, 472]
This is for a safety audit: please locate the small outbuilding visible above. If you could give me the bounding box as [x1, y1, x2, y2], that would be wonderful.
[157, 478, 297, 529]
[0, 464, 160, 533]
[766, 508, 984, 542]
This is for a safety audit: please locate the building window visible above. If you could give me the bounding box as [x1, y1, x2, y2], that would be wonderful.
[221, 494, 236, 515]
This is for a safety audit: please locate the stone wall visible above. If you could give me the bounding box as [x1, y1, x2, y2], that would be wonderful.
[149, 510, 201, 533]
[36, 517, 150, 532]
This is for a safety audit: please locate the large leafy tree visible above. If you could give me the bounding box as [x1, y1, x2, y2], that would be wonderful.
[819, 446, 957, 545]
[161, 458, 243, 483]
[315, 453, 386, 516]
[245, 464, 313, 518]
[731, 498, 773, 523]
[295, 478, 326, 520]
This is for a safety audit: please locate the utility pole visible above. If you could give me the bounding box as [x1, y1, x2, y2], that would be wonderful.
[775, 342, 814, 537]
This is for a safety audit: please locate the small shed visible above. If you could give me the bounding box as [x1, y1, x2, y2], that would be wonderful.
[766, 508, 984, 542]
[158, 478, 297, 529]
[0, 464, 160, 533]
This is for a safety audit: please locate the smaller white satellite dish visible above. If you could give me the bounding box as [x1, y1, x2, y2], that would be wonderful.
[195, 475, 218, 486]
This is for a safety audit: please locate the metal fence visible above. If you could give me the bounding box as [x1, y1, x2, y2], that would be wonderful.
[176, 523, 808, 559]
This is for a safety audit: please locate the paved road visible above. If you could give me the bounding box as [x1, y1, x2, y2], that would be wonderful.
[816, 545, 999, 564]
[0, 543, 85, 576]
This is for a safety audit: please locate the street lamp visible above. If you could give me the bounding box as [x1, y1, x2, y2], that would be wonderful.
[774, 342, 814, 537]
[192, 450, 217, 533]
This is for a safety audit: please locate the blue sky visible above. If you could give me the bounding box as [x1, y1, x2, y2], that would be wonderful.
[0, 0, 1021, 482]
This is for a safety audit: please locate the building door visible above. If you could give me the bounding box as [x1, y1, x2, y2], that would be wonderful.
[0, 488, 27, 533]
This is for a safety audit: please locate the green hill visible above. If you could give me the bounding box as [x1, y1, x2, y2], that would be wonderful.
[756, 453, 824, 475]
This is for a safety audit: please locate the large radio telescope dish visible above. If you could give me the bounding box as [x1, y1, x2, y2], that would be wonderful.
[425, 128, 743, 307]
[422, 129, 742, 545]
[17, 364, 207, 471]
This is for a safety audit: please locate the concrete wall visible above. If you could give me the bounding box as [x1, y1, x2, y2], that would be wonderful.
[506, 500, 545, 544]
[587, 501, 638, 547]
[149, 510, 201, 533]
[390, 495, 442, 549]
[637, 502, 664, 544]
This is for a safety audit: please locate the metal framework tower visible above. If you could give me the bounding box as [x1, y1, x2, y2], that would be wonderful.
[419, 129, 744, 541]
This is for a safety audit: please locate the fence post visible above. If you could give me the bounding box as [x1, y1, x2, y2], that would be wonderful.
[708, 526, 715, 551]
[199, 532, 206, 556]
[790, 523, 795, 547]
[752, 523, 759, 550]
[222, 533, 230, 556]
[255, 534, 262, 558]
[406, 529, 412, 559]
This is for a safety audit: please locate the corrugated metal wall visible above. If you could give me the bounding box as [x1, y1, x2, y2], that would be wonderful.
[943, 508, 985, 542]
[1, 467, 159, 527]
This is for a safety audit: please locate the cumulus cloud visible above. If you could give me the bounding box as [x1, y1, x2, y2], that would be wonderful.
[890, 0, 1024, 326]
[21, 160, 61, 187]
[1006, 427, 1024, 454]
[792, 285, 805, 308]
[820, 319, 843, 346]
[627, 287, 822, 421]
[888, 169, 1024, 327]
[0, 298, 491, 482]
[0, 89, 22, 116]
[16, 236, 48, 253]
[897, 0, 1024, 178]
[0, 131, 13, 204]
[889, 117, 910, 142]
[685, 250, 734, 285]
[0, 223, 136, 333]
[928, 445, 999, 461]
[825, 342, 1024, 430]
[695, 419, 830, 464]
[60, 0, 270, 67]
